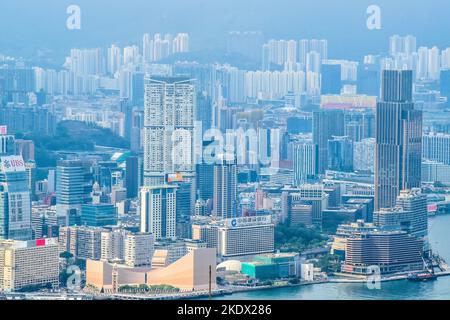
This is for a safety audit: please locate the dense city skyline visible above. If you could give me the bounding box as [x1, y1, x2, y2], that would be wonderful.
[1, 0, 450, 305]
[1, 0, 450, 63]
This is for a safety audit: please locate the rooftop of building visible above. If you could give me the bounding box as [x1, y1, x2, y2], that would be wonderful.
[242, 261, 276, 267]
[145, 76, 194, 84]
[256, 252, 299, 259]
[0, 238, 58, 249]
[140, 185, 177, 191]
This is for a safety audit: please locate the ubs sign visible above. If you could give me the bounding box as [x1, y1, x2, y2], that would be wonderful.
[0, 156, 26, 173]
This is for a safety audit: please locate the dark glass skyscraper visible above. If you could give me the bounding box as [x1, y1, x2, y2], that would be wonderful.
[131, 72, 145, 107]
[213, 160, 237, 220]
[125, 156, 139, 199]
[357, 63, 380, 96]
[375, 70, 422, 210]
[321, 63, 342, 95]
[313, 109, 345, 174]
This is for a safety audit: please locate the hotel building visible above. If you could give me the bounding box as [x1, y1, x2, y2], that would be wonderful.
[342, 230, 424, 275]
[0, 238, 59, 291]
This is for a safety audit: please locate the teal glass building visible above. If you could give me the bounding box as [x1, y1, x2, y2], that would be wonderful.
[81, 204, 118, 227]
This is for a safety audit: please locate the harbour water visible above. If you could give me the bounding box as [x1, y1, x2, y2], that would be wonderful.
[214, 214, 450, 300]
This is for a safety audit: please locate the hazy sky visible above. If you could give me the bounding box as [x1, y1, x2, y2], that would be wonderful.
[1, 0, 449, 63]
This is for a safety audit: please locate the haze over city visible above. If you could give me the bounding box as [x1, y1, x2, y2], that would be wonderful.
[1, 0, 450, 62]
[0, 0, 450, 305]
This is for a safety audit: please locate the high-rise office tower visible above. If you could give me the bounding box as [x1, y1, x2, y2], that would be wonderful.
[131, 72, 145, 107]
[174, 180, 194, 239]
[140, 185, 176, 240]
[213, 160, 237, 220]
[358, 62, 380, 96]
[143, 77, 195, 187]
[0, 155, 32, 240]
[313, 109, 345, 174]
[375, 70, 422, 210]
[196, 162, 214, 202]
[56, 160, 92, 226]
[327, 136, 353, 172]
[321, 63, 342, 95]
[293, 142, 318, 186]
[125, 156, 139, 199]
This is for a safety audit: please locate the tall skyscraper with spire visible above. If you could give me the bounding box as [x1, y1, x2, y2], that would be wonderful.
[375, 70, 422, 210]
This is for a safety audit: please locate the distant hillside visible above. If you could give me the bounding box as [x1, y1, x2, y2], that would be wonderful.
[159, 51, 260, 71]
[19, 120, 129, 167]
[57, 121, 130, 150]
